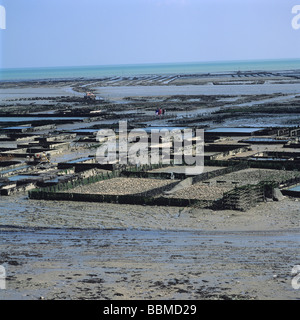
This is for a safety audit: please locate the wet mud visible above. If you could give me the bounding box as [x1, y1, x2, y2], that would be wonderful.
[0, 195, 299, 300]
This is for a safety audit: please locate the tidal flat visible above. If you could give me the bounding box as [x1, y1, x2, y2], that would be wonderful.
[0, 70, 300, 300]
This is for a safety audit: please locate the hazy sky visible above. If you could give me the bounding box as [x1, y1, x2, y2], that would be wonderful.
[0, 0, 300, 68]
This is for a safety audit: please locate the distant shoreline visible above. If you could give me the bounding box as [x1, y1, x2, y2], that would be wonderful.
[1, 59, 300, 82]
[1, 69, 300, 101]
[0, 69, 300, 85]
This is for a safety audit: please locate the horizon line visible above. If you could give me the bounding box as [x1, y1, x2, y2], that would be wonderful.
[2, 57, 300, 71]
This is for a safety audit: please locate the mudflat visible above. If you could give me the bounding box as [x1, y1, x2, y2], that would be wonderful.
[0, 70, 300, 300]
[0, 195, 299, 300]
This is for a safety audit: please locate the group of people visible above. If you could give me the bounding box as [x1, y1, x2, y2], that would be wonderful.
[155, 107, 165, 116]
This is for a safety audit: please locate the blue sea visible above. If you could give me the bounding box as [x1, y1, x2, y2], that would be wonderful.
[1, 59, 300, 81]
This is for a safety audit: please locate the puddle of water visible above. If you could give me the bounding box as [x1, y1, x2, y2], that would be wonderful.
[206, 127, 264, 133]
[248, 157, 289, 161]
[0, 117, 87, 122]
[0, 165, 30, 175]
[8, 175, 38, 182]
[288, 185, 300, 192]
[67, 157, 93, 164]
[244, 138, 289, 143]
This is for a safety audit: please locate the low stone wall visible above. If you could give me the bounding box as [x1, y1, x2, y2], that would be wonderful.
[205, 159, 300, 171]
[28, 165, 214, 207]
[1, 182, 36, 196]
[58, 163, 117, 171]
[192, 162, 248, 184]
[29, 170, 120, 194]
[28, 162, 250, 207]
[28, 190, 214, 208]
[133, 180, 180, 198]
[122, 162, 248, 181]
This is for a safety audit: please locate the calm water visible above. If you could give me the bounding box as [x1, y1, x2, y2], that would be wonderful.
[1, 59, 300, 81]
[205, 127, 264, 133]
[0, 117, 87, 122]
[289, 185, 300, 192]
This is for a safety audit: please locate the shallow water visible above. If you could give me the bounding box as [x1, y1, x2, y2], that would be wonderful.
[96, 83, 300, 100]
[289, 185, 300, 192]
[0, 117, 87, 122]
[67, 157, 93, 164]
[0, 165, 30, 175]
[8, 175, 38, 182]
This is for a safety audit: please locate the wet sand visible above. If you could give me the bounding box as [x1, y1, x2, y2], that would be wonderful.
[0, 195, 299, 300]
[0, 226, 299, 300]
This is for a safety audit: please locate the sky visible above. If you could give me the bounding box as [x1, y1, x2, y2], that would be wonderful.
[0, 0, 300, 68]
